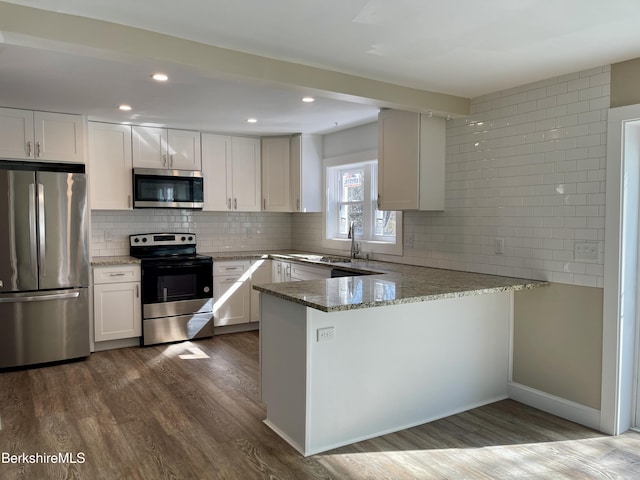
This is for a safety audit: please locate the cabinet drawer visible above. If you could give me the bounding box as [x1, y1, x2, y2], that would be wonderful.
[93, 265, 141, 284]
[213, 260, 249, 276]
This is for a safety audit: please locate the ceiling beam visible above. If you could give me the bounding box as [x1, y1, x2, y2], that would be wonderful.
[0, 2, 470, 117]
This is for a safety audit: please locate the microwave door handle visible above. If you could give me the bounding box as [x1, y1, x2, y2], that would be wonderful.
[28, 184, 37, 277]
[37, 183, 46, 277]
[162, 287, 168, 302]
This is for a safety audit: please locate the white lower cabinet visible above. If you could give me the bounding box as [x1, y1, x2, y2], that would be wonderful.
[213, 260, 251, 327]
[272, 260, 291, 283]
[93, 265, 141, 342]
[290, 263, 331, 281]
[250, 258, 272, 323]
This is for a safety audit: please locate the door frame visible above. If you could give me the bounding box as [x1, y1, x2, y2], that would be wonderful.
[602, 104, 640, 433]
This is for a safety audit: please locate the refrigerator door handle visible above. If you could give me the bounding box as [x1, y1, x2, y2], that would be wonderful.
[37, 183, 46, 277]
[0, 291, 80, 303]
[28, 183, 38, 277]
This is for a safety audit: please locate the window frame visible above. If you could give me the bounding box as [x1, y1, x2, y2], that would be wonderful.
[322, 150, 403, 256]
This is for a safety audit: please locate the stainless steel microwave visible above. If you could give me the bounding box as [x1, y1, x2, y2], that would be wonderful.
[133, 168, 204, 209]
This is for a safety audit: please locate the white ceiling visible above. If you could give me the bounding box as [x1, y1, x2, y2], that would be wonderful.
[2, 0, 640, 135]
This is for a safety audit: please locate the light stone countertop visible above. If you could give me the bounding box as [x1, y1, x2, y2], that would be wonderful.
[91, 255, 141, 266]
[89, 250, 547, 311]
[203, 250, 548, 312]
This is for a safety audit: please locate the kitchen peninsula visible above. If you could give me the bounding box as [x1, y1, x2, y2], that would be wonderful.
[253, 259, 546, 456]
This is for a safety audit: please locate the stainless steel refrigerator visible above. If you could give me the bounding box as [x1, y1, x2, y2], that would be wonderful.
[0, 161, 90, 368]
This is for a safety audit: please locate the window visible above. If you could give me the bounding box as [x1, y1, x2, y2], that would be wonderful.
[324, 159, 402, 255]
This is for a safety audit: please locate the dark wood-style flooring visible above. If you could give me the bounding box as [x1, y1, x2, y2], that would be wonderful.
[1, 331, 639, 479]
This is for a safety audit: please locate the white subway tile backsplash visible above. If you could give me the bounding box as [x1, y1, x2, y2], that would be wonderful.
[91, 210, 292, 257]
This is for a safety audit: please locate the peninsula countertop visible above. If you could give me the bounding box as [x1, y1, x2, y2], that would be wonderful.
[206, 250, 547, 312]
[89, 250, 547, 311]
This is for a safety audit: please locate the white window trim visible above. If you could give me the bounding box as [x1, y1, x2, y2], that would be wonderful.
[321, 150, 403, 256]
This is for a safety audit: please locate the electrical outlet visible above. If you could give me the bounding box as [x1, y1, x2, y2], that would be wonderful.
[317, 326, 335, 342]
[494, 238, 504, 255]
[104, 231, 113, 243]
[574, 241, 600, 262]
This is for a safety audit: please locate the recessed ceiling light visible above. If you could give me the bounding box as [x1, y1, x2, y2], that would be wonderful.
[118, 104, 132, 111]
[302, 97, 315, 103]
[151, 73, 169, 82]
[247, 118, 257, 123]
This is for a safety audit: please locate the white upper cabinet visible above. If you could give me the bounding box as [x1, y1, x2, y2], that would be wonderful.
[132, 126, 201, 170]
[201, 133, 261, 212]
[290, 133, 322, 212]
[88, 122, 133, 210]
[261, 136, 291, 212]
[0, 108, 86, 163]
[377, 109, 445, 211]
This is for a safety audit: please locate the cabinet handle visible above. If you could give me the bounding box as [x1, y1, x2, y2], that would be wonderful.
[109, 272, 126, 277]
[377, 194, 381, 210]
[263, 198, 266, 210]
[296, 198, 300, 211]
[234, 198, 238, 210]
[162, 154, 167, 166]
[128, 195, 131, 209]
[36, 142, 41, 158]
[225, 277, 239, 282]
[228, 198, 232, 210]
[136, 285, 140, 298]
[27, 141, 32, 157]
[277, 264, 281, 274]
[170, 154, 174, 167]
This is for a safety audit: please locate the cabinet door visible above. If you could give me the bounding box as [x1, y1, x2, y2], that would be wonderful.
[34, 112, 86, 163]
[378, 109, 420, 210]
[0, 108, 34, 159]
[201, 133, 232, 211]
[231, 136, 261, 211]
[132, 126, 168, 168]
[261, 136, 290, 211]
[167, 129, 201, 170]
[250, 258, 271, 323]
[213, 274, 250, 326]
[290, 263, 330, 281]
[89, 122, 133, 210]
[290, 134, 322, 212]
[94, 282, 141, 341]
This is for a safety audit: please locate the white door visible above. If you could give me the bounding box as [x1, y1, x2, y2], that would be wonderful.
[0, 108, 33, 159]
[89, 122, 133, 210]
[94, 282, 141, 341]
[261, 136, 290, 211]
[132, 126, 168, 168]
[167, 129, 201, 170]
[34, 112, 86, 163]
[378, 109, 420, 210]
[231, 136, 261, 211]
[213, 275, 250, 326]
[201, 133, 232, 211]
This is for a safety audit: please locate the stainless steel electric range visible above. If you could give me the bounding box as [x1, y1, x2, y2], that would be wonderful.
[129, 233, 213, 346]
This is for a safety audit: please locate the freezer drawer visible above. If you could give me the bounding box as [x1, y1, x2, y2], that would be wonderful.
[0, 288, 90, 368]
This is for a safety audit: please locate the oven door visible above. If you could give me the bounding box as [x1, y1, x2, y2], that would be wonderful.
[141, 260, 213, 320]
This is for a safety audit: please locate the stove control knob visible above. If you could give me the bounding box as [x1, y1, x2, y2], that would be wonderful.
[204, 286, 210, 293]
[142, 237, 148, 243]
[134, 238, 139, 243]
[188, 236, 194, 241]
[181, 236, 186, 241]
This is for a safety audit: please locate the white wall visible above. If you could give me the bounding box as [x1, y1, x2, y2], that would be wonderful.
[91, 210, 292, 256]
[294, 65, 610, 287]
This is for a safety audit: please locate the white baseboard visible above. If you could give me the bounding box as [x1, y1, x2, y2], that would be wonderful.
[508, 382, 601, 431]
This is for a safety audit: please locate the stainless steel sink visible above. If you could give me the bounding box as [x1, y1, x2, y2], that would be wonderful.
[320, 256, 351, 263]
